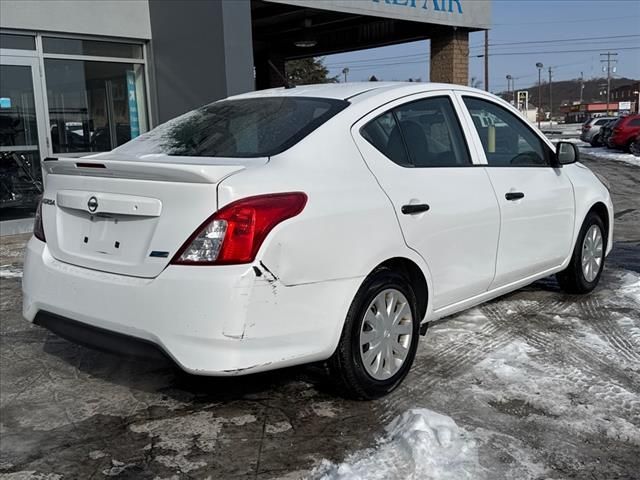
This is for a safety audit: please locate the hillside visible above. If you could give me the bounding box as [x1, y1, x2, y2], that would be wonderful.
[498, 77, 637, 112]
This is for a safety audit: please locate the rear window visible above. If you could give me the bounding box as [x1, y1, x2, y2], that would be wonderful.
[111, 97, 349, 158]
[595, 119, 610, 126]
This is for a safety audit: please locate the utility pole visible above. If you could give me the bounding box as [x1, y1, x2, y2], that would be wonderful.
[536, 62, 544, 129]
[548, 66, 553, 126]
[484, 29, 489, 91]
[506, 75, 513, 104]
[600, 52, 618, 115]
[579, 71, 585, 104]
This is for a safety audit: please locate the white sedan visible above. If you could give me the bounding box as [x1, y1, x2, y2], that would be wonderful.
[23, 83, 613, 399]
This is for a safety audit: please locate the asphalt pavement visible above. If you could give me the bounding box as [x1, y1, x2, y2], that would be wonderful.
[0, 153, 638, 479]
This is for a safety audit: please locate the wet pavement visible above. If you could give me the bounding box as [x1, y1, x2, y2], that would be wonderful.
[1, 155, 639, 479]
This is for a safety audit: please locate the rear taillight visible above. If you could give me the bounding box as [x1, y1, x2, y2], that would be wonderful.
[171, 192, 307, 265]
[33, 198, 46, 242]
[583, 125, 591, 131]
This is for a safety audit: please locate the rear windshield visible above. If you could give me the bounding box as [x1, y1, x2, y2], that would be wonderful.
[111, 97, 349, 158]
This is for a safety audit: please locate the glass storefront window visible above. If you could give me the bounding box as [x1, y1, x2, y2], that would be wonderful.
[1, 35, 149, 227]
[42, 37, 142, 59]
[0, 34, 36, 51]
[44, 59, 148, 154]
[0, 64, 43, 221]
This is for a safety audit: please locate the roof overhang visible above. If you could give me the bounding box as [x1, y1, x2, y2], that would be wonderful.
[252, 0, 490, 60]
[265, 0, 491, 30]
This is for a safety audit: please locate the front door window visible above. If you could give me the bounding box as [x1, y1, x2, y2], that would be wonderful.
[463, 96, 552, 167]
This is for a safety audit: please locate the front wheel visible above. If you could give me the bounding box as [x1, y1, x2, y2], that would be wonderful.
[557, 212, 606, 294]
[328, 268, 420, 399]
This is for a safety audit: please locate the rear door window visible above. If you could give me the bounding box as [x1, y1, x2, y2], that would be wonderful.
[393, 96, 471, 167]
[360, 112, 411, 167]
[360, 95, 470, 168]
[110, 97, 349, 158]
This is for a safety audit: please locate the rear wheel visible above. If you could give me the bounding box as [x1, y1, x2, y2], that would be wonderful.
[590, 135, 600, 147]
[328, 268, 420, 399]
[557, 212, 606, 294]
[626, 140, 635, 153]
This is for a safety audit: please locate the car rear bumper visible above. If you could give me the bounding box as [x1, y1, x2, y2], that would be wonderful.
[579, 132, 592, 142]
[22, 238, 361, 375]
[34, 310, 170, 361]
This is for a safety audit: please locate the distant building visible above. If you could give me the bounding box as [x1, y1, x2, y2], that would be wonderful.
[611, 81, 640, 113]
[561, 102, 622, 124]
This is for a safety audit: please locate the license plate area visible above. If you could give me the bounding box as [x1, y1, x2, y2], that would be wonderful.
[57, 206, 159, 266]
[80, 214, 125, 257]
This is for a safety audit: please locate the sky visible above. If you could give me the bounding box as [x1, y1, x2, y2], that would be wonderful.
[323, 0, 640, 93]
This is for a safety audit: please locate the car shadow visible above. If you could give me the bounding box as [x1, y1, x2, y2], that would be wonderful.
[40, 335, 337, 403]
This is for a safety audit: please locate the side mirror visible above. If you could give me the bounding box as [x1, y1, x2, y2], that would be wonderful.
[555, 141, 579, 167]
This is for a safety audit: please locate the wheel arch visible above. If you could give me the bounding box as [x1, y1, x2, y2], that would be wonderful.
[586, 201, 610, 249]
[370, 257, 429, 322]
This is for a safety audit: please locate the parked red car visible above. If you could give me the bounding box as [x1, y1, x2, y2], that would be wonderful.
[607, 114, 640, 151]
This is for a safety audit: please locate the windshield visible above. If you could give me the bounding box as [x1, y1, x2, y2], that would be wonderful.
[110, 97, 349, 158]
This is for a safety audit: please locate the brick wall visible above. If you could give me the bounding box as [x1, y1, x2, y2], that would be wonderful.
[430, 29, 469, 86]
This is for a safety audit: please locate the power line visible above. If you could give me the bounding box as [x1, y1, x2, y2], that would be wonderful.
[473, 46, 640, 58]
[469, 33, 640, 50]
[490, 14, 640, 26]
[326, 53, 426, 67]
[326, 36, 639, 67]
[330, 46, 639, 71]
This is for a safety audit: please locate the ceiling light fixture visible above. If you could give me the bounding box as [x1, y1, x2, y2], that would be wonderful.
[295, 18, 317, 48]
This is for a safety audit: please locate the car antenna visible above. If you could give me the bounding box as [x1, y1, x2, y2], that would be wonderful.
[268, 60, 295, 89]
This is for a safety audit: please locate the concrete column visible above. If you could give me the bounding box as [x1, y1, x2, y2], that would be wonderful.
[430, 28, 469, 86]
[148, 0, 254, 123]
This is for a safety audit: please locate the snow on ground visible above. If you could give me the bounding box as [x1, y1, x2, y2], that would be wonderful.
[0, 265, 23, 278]
[549, 136, 640, 167]
[311, 269, 640, 480]
[579, 146, 640, 167]
[312, 409, 482, 480]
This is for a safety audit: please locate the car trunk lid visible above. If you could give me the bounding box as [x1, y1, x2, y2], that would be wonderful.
[41, 156, 266, 278]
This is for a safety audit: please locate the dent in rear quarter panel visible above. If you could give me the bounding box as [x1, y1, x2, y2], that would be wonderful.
[216, 113, 416, 287]
[566, 163, 614, 255]
[216, 109, 436, 345]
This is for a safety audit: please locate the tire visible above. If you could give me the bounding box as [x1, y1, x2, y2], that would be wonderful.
[590, 135, 600, 147]
[557, 212, 606, 294]
[626, 140, 634, 153]
[328, 267, 420, 400]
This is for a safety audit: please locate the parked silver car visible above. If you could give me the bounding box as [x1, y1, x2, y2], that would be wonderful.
[580, 116, 617, 146]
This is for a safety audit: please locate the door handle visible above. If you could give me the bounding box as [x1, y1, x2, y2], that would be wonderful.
[505, 192, 525, 201]
[401, 204, 430, 215]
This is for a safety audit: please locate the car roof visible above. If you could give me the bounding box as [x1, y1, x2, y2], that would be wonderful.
[228, 82, 483, 102]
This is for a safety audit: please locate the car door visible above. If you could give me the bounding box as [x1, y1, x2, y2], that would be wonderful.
[352, 92, 500, 310]
[456, 92, 575, 288]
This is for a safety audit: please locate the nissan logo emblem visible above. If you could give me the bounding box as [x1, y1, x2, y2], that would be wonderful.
[87, 196, 98, 213]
